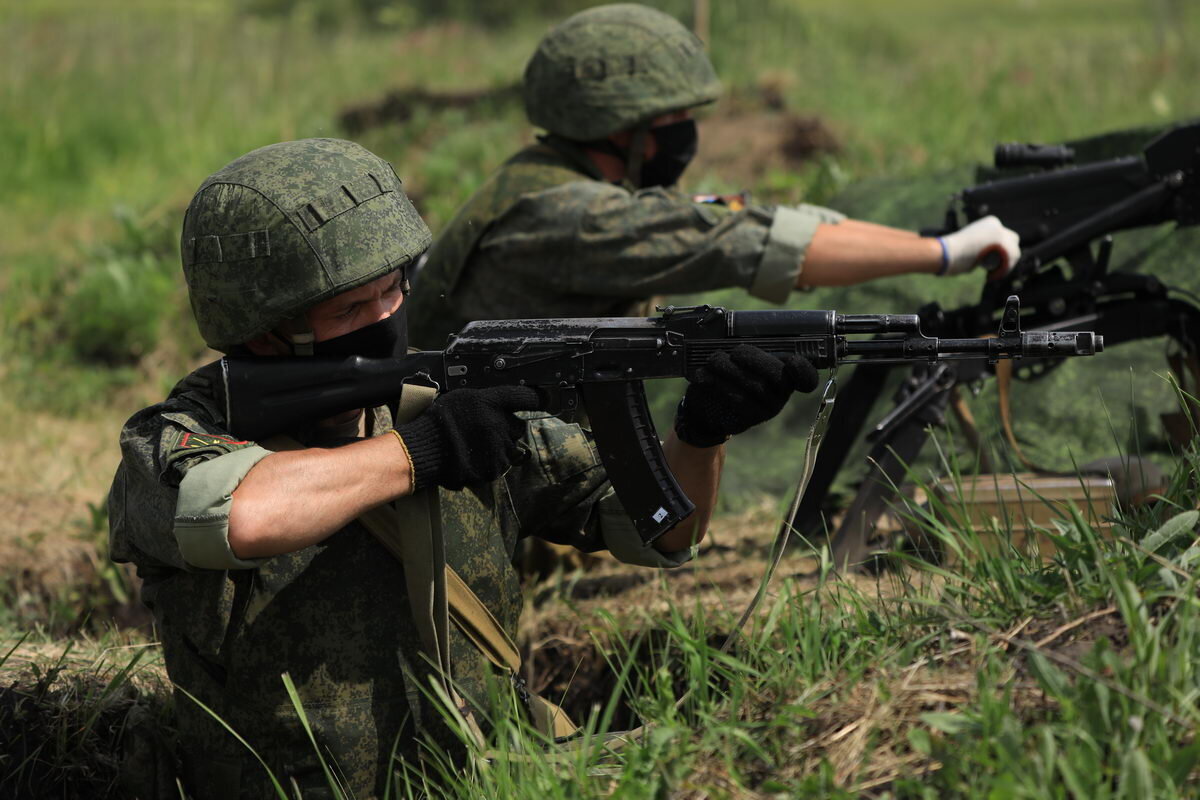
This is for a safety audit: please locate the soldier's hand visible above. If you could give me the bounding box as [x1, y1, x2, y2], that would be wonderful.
[938, 215, 1021, 279]
[674, 345, 819, 448]
[394, 386, 541, 491]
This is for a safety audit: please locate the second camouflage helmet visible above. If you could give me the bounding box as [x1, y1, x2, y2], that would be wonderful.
[181, 138, 431, 351]
[523, 3, 721, 142]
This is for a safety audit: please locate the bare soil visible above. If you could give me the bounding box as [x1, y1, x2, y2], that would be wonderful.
[337, 76, 841, 190]
[1, 406, 116, 579]
[693, 106, 840, 187]
[339, 83, 523, 135]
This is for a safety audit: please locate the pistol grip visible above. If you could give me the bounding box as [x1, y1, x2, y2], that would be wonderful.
[580, 381, 695, 546]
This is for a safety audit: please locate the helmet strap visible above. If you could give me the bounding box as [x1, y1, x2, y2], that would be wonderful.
[274, 316, 315, 357]
[290, 331, 315, 357]
[623, 124, 649, 191]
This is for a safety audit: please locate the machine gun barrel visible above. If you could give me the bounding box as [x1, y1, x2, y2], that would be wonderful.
[993, 142, 1076, 170]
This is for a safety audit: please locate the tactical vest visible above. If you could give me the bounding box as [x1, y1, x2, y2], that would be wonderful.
[408, 142, 595, 348]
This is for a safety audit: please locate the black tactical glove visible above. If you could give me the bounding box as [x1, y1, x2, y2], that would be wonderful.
[674, 345, 819, 447]
[395, 386, 541, 491]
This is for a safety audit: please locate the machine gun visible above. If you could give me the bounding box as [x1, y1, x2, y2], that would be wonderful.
[791, 122, 1200, 568]
[222, 301, 1100, 547]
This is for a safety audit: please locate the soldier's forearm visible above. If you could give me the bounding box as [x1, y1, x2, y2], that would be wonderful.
[228, 433, 413, 558]
[654, 430, 724, 553]
[797, 221, 942, 287]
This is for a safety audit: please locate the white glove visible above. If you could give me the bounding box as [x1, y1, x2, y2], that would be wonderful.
[937, 215, 1021, 278]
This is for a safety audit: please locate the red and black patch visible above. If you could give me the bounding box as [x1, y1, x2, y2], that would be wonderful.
[175, 432, 250, 450]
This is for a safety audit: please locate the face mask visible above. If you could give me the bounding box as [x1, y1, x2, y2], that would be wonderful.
[639, 119, 698, 188]
[307, 306, 409, 360]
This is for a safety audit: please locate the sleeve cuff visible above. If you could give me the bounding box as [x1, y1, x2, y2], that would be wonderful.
[750, 204, 846, 303]
[597, 488, 696, 568]
[174, 445, 273, 570]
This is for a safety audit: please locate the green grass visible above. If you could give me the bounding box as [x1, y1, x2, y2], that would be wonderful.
[4, 0, 1200, 795]
[6, 432, 1200, 796]
[0, 628, 172, 798]
[160, 438, 1200, 796]
[391, 437, 1200, 798]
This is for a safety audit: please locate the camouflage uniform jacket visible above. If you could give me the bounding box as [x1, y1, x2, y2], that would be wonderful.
[108, 360, 687, 799]
[408, 136, 844, 349]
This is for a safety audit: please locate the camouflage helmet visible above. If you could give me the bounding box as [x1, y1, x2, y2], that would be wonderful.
[523, 3, 721, 142]
[181, 138, 431, 351]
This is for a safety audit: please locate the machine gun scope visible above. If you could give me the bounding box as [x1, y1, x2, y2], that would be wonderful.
[994, 143, 1076, 170]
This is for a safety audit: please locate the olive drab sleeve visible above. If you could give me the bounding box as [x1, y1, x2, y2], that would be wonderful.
[174, 445, 273, 569]
[108, 362, 264, 571]
[506, 415, 695, 568]
[595, 487, 696, 568]
[479, 182, 843, 301]
[755, 203, 847, 301]
[409, 163, 844, 347]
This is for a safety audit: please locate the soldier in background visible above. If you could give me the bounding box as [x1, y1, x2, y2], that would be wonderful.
[108, 138, 816, 797]
[407, 2, 1020, 350]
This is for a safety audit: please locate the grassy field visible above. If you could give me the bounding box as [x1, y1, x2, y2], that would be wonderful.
[2, 0, 1200, 796]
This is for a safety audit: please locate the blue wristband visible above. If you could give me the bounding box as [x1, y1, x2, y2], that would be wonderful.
[935, 237, 950, 276]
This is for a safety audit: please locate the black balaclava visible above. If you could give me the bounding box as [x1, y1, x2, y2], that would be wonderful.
[308, 305, 409, 360]
[638, 119, 698, 188]
[587, 118, 699, 188]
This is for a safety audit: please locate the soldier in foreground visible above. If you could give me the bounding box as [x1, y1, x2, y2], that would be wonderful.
[107, 138, 816, 797]
[408, 2, 1022, 349]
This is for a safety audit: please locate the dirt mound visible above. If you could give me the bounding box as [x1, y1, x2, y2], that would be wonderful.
[337, 78, 840, 187]
[339, 84, 521, 135]
[0, 638, 172, 799]
[0, 403, 152, 635]
[693, 110, 840, 186]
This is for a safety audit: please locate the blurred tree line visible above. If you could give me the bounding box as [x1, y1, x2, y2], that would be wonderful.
[239, 0, 800, 40]
[239, 0, 807, 87]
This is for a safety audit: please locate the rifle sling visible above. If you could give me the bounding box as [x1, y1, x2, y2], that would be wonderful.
[994, 359, 1051, 474]
[261, 387, 575, 742]
[354, 503, 520, 673]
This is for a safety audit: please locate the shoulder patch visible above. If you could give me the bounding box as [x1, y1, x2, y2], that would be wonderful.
[175, 432, 250, 450]
[162, 426, 257, 478]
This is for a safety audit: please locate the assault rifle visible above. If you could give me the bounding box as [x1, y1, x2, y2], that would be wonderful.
[791, 121, 1200, 568]
[222, 300, 1100, 547]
